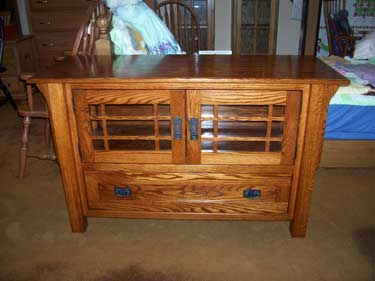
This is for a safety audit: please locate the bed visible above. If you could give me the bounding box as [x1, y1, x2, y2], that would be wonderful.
[320, 56, 375, 167]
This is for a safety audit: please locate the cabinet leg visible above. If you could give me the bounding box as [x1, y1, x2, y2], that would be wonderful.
[19, 116, 31, 179]
[69, 216, 88, 233]
[290, 220, 307, 237]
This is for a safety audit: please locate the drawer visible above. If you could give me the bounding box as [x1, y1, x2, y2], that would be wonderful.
[30, 12, 84, 32]
[29, 0, 90, 11]
[84, 170, 292, 218]
[35, 32, 76, 56]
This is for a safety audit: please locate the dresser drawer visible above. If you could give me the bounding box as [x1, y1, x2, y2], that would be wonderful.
[29, 0, 90, 11]
[30, 12, 84, 32]
[35, 32, 76, 56]
[84, 170, 292, 218]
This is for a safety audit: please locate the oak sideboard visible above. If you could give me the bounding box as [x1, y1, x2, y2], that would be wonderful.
[30, 55, 348, 237]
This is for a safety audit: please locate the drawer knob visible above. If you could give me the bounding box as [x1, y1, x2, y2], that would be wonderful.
[42, 43, 55, 47]
[243, 189, 261, 199]
[39, 21, 52, 25]
[114, 187, 132, 198]
[36, 0, 49, 4]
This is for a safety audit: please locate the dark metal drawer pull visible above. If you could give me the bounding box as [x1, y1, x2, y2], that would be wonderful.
[190, 118, 198, 141]
[173, 117, 182, 140]
[243, 189, 261, 199]
[114, 187, 132, 198]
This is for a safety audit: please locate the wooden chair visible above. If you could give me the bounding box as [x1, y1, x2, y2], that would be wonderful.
[323, 0, 359, 57]
[155, 0, 201, 54]
[18, 0, 111, 178]
[0, 16, 18, 110]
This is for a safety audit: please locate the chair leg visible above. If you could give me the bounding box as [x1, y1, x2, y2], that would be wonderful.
[19, 116, 31, 179]
[0, 80, 18, 111]
[44, 119, 51, 147]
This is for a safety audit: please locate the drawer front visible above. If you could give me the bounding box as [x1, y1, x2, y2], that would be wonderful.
[29, 0, 90, 11]
[17, 39, 37, 73]
[187, 89, 301, 165]
[30, 12, 84, 32]
[35, 32, 76, 56]
[84, 171, 292, 217]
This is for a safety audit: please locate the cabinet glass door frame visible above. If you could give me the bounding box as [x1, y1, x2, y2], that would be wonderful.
[232, 0, 279, 55]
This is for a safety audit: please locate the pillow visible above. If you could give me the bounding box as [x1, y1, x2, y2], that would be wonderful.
[354, 32, 375, 60]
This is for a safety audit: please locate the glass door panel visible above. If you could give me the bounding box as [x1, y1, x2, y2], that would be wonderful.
[187, 90, 301, 165]
[74, 90, 186, 164]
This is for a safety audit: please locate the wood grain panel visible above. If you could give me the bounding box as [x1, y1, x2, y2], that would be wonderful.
[281, 91, 301, 164]
[84, 171, 291, 215]
[200, 90, 287, 105]
[186, 90, 202, 164]
[81, 90, 179, 105]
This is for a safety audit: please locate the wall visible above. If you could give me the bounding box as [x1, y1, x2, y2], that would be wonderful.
[276, 0, 301, 55]
[214, 0, 232, 50]
[17, 0, 30, 35]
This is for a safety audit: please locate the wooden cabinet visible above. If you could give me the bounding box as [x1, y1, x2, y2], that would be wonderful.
[2, 35, 37, 99]
[26, 0, 91, 69]
[30, 55, 348, 237]
[232, 0, 279, 54]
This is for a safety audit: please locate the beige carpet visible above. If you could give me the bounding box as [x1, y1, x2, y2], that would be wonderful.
[0, 104, 374, 281]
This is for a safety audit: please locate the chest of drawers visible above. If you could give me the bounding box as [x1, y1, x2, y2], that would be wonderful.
[30, 55, 348, 237]
[26, 0, 91, 69]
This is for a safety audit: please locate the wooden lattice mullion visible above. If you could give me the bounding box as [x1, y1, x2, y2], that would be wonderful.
[213, 105, 219, 152]
[265, 104, 273, 152]
[154, 104, 160, 150]
[99, 104, 109, 151]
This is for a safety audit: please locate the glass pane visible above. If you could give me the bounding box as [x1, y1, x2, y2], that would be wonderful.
[91, 120, 103, 136]
[257, 0, 272, 25]
[160, 140, 172, 150]
[202, 140, 214, 151]
[241, 28, 255, 54]
[107, 121, 154, 136]
[270, 141, 282, 152]
[218, 121, 267, 138]
[158, 104, 170, 116]
[202, 105, 214, 118]
[273, 105, 285, 117]
[271, 122, 284, 138]
[89, 105, 100, 117]
[219, 105, 268, 118]
[93, 140, 105, 151]
[218, 141, 265, 152]
[202, 120, 213, 138]
[256, 28, 270, 54]
[109, 140, 155, 150]
[159, 120, 171, 136]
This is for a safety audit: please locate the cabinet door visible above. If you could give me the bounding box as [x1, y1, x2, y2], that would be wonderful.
[73, 89, 186, 164]
[186, 89, 301, 165]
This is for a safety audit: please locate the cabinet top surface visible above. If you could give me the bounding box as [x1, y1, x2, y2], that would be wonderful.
[30, 55, 349, 85]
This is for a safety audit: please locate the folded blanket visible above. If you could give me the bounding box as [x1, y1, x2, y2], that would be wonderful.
[334, 63, 375, 86]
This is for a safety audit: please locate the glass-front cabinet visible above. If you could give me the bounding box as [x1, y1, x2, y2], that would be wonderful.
[232, 0, 279, 54]
[74, 89, 300, 166]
